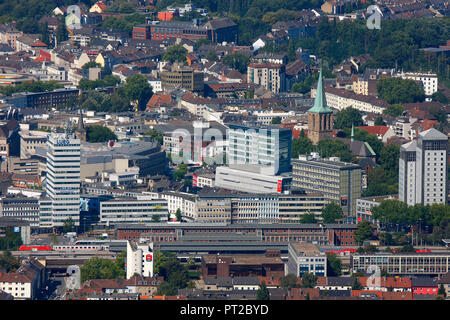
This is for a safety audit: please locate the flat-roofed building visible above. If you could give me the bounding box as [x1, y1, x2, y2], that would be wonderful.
[292, 153, 362, 217]
[351, 252, 450, 276]
[161, 64, 204, 92]
[287, 243, 327, 277]
[100, 196, 168, 226]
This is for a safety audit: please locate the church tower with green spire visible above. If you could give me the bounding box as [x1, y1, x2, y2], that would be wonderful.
[307, 68, 333, 145]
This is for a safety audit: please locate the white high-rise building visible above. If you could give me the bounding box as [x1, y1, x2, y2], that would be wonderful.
[126, 240, 154, 279]
[415, 128, 448, 205]
[399, 141, 417, 205]
[399, 128, 448, 206]
[45, 131, 81, 227]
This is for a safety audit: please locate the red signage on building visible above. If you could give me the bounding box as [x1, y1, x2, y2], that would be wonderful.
[145, 254, 153, 262]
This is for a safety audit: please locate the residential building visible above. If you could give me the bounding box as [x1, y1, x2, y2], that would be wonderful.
[399, 140, 418, 205]
[0, 258, 45, 300]
[397, 71, 438, 96]
[247, 63, 286, 94]
[287, 243, 327, 277]
[292, 153, 362, 216]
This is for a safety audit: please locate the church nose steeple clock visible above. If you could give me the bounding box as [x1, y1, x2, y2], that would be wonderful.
[307, 68, 333, 145]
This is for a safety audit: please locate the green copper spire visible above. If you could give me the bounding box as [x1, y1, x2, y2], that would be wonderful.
[308, 68, 333, 114]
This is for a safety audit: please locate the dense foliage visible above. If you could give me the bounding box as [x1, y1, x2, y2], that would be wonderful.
[80, 251, 126, 282]
[155, 251, 189, 295]
[322, 202, 344, 223]
[377, 78, 425, 104]
[86, 125, 117, 143]
[0, 81, 63, 96]
[78, 75, 121, 91]
[0, 251, 20, 273]
[0, 228, 22, 251]
[334, 107, 364, 129]
[162, 44, 188, 63]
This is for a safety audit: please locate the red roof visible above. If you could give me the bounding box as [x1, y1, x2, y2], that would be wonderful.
[146, 94, 172, 109]
[357, 126, 390, 137]
[31, 40, 47, 47]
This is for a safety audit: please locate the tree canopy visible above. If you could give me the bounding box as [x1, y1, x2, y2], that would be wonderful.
[322, 202, 344, 222]
[377, 78, 425, 104]
[123, 74, 153, 111]
[334, 107, 363, 129]
[162, 44, 188, 63]
[155, 251, 189, 296]
[86, 125, 117, 143]
[80, 251, 126, 282]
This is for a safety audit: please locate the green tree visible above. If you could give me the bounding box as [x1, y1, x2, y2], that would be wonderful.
[354, 221, 374, 245]
[301, 273, 317, 288]
[222, 52, 250, 74]
[175, 209, 182, 222]
[300, 213, 317, 224]
[334, 107, 363, 129]
[0, 228, 23, 250]
[63, 217, 75, 233]
[82, 61, 102, 69]
[280, 274, 298, 289]
[431, 90, 448, 104]
[271, 116, 282, 124]
[383, 104, 404, 117]
[162, 44, 187, 63]
[0, 251, 20, 272]
[326, 252, 342, 276]
[151, 215, 161, 223]
[352, 277, 363, 290]
[317, 139, 353, 162]
[438, 284, 446, 297]
[86, 126, 117, 143]
[374, 117, 386, 126]
[123, 74, 153, 111]
[80, 253, 126, 282]
[173, 164, 188, 181]
[321, 203, 344, 223]
[377, 78, 425, 104]
[156, 251, 189, 295]
[257, 281, 270, 300]
[291, 136, 313, 158]
[144, 129, 163, 144]
[205, 50, 219, 62]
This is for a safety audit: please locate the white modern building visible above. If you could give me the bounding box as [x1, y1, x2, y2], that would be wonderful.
[399, 141, 417, 205]
[415, 128, 448, 205]
[286, 243, 327, 277]
[45, 131, 81, 228]
[126, 240, 154, 279]
[397, 71, 438, 96]
[399, 128, 448, 206]
[100, 196, 168, 226]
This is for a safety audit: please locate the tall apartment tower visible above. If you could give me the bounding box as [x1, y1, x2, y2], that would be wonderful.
[46, 130, 81, 228]
[307, 68, 333, 145]
[398, 140, 417, 205]
[399, 128, 448, 206]
[415, 128, 448, 205]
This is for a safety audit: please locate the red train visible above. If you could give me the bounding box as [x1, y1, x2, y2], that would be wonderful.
[19, 245, 53, 251]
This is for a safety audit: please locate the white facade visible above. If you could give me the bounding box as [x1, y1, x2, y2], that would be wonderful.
[399, 129, 448, 206]
[100, 197, 168, 226]
[126, 240, 154, 279]
[45, 132, 81, 227]
[253, 110, 296, 126]
[415, 129, 448, 205]
[311, 88, 385, 114]
[398, 72, 438, 96]
[399, 141, 417, 206]
[160, 191, 196, 221]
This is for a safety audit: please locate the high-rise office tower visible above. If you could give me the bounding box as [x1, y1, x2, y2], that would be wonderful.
[45, 130, 81, 228]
